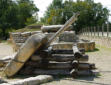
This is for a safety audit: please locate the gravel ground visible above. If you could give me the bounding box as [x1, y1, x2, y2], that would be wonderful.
[0, 43, 111, 85]
[0, 43, 14, 58]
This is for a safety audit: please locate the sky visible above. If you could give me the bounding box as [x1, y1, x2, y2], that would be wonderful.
[34, 0, 111, 21]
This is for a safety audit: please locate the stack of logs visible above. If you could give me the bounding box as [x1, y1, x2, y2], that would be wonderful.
[18, 25, 97, 77]
[70, 45, 97, 77]
[18, 44, 97, 77]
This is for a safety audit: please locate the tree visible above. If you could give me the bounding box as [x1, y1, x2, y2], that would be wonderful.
[0, 0, 18, 39]
[17, 0, 39, 27]
[0, 0, 39, 39]
[43, 0, 64, 24]
[42, 0, 110, 33]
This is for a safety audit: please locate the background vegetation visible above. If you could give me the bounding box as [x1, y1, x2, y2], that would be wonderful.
[0, 0, 38, 39]
[41, 0, 110, 33]
[0, 0, 110, 39]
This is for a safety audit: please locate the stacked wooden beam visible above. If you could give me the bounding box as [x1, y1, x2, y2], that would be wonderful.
[70, 45, 97, 77]
[41, 25, 73, 33]
[18, 48, 72, 75]
[7, 13, 97, 77]
[18, 44, 98, 77]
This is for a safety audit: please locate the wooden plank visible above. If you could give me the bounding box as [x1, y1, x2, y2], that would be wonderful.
[34, 69, 70, 75]
[41, 25, 73, 32]
[31, 54, 75, 62]
[4, 33, 48, 77]
[70, 69, 99, 77]
[75, 54, 89, 62]
[51, 49, 73, 54]
[72, 62, 96, 70]
[72, 45, 82, 58]
[25, 61, 72, 69]
[47, 13, 79, 46]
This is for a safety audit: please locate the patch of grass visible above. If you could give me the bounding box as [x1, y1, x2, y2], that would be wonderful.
[96, 44, 111, 51]
[86, 48, 100, 53]
[12, 28, 41, 33]
[0, 40, 7, 43]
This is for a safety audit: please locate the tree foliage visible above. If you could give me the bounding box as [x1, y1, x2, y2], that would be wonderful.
[0, 0, 38, 39]
[42, 0, 110, 33]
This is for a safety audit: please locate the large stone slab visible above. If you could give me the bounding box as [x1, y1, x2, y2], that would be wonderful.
[1, 75, 53, 85]
[4, 33, 48, 77]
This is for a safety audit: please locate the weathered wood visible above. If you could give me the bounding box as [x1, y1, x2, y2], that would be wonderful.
[47, 13, 79, 46]
[51, 49, 85, 54]
[70, 69, 98, 77]
[25, 61, 72, 69]
[107, 23, 109, 37]
[75, 54, 89, 62]
[41, 25, 73, 32]
[59, 31, 76, 42]
[0, 59, 10, 67]
[33, 69, 70, 75]
[31, 53, 87, 62]
[51, 42, 73, 50]
[72, 62, 96, 70]
[47, 54, 74, 62]
[51, 49, 73, 54]
[102, 24, 104, 36]
[4, 13, 79, 77]
[73, 45, 82, 58]
[4, 33, 48, 77]
[79, 48, 85, 54]
[30, 55, 42, 61]
[1, 75, 53, 85]
[31, 54, 75, 62]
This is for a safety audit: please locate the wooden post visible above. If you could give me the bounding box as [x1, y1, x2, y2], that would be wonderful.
[47, 13, 79, 46]
[72, 45, 82, 58]
[88, 27, 90, 36]
[84, 28, 85, 35]
[91, 27, 92, 36]
[94, 26, 96, 36]
[85, 27, 87, 35]
[91, 27, 93, 36]
[102, 24, 104, 36]
[82, 28, 83, 35]
[87, 27, 88, 35]
[83, 28, 84, 35]
[98, 26, 99, 37]
[107, 23, 109, 37]
[88, 27, 89, 36]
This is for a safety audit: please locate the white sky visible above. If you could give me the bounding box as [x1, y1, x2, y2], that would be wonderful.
[34, 0, 111, 21]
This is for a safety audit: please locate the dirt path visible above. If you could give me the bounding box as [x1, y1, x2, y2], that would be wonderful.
[0, 43, 14, 58]
[42, 45, 111, 85]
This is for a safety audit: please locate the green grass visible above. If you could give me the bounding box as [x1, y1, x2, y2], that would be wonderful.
[96, 44, 111, 51]
[86, 48, 100, 53]
[12, 28, 41, 33]
[86, 44, 111, 53]
[0, 40, 7, 43]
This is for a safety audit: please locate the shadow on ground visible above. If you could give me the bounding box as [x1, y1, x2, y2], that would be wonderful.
[86, 48, 99, 52]
[52, 75, 111, 85]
